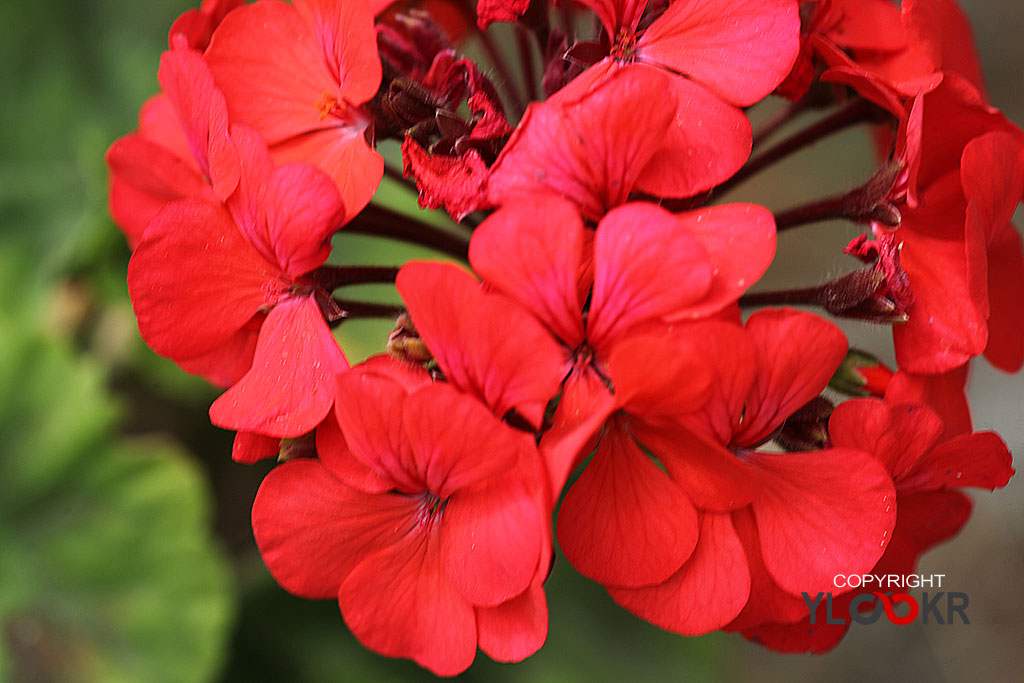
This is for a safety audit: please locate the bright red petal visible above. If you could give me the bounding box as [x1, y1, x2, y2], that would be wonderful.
[900, 432, 1013, 492]
[231, 430, 279, 464]
[209, 295, 348, 437]
[885, 366, 973, 438]
[748, 448, 896, 596]
[637, 0, 800, 106]
[316, 410, 393, 494]
[264, 161, 345, 278]
[588, 203, 712, 353]
[984, 224, 1024, 371]
[127, 199, 278, 359]
[556, 426, 698, 587]
[609, 512, 750, 634]
[469, 195, 585, 347]
[476, 581, 549, 663]
[735, 309, 847, 447]
[339, 526, 477, 677]
[292, 0, 381, 103]
[829, 398, 944, 480]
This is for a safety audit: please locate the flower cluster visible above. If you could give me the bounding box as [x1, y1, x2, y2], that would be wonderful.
[109, 0, 1020, 675]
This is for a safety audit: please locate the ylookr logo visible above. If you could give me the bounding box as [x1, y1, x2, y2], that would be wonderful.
[802, 574, 970, 626]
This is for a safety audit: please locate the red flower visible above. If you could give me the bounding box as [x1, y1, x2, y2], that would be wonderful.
[105, 44, 239, 246]
[168, 0, 244, 51]
[742, 394, 1013, 652]
[252, 362, 551, 675]
[205, 0, 384, 215]
[128, 124, 348, 435]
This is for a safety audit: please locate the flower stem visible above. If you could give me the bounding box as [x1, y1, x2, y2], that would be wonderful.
[346, 204, 469, 260]
[330, 298, 405, 323]
[516, 24, 540, 102]
[715, 99, 879, 197]
[313, 265, 400, 291]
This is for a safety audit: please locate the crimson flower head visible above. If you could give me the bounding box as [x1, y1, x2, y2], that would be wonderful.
[128, 117, 348, 436]
[252, 360, 552, 676]
[205, 0, 384, 214]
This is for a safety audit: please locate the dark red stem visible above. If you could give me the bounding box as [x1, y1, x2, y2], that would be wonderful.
[345, 204, 469, 260]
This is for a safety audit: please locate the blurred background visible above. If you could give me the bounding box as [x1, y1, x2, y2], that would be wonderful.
[1, 1, 1022, 681]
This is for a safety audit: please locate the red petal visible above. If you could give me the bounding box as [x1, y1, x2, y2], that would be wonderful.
[231, 430, 279, 464]
[609, 512, 750, 634]
[539, 365, 616, 500]
[316, 410, 393, 493]
[735, 309, 847, 447]
[209, 295, 348, 437]
[900, 432, 1013, 492]
[442, 466, 544, 606]
[339, 526, 477, 677]
[984, 224, 1024, 371]
[606, 332, 712, 422]
[252, 458, 414, 599]
[575, 0, 647, 36]
[663, 203, 776, 320]
[588, 203, 712, 353]
[176, 322, 260, 387]
[475, 0, 530, 29]
[158, 46, 239, 200]
[487, 63, 675, 221]
[476, 581, 548, 662]
[748, 448, 896, 596]
[264, 162, 345, 277]
[292, 0, 381, 103]
[873, 489, 971, 575]
[127, 199, 277, 359]
[401, 139, 491, 222]
[556, 425, 698, 587]
[637, 0, 800, 106]
[402, 383, 524, 498]
[469, 195, 585, 347]
[397, 262, 565, 428]
[826, 0, 907, 51]
[829, 398, 944, 480]
[634, 74, 752, 197]
[903, 0, 987, 97]
[885, 366, 972, 438]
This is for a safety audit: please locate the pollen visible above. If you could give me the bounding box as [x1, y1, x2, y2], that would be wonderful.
[316, 91, 340, 121]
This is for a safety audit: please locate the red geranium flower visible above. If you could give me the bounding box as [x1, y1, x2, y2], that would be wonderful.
[252, 362, 551, 675]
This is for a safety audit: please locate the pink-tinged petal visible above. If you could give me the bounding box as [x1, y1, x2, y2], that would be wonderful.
[748, 448, 896, 596]
[556, 426, 698, 587]
[487, 63, 675, 221]
[334, 364, 419, 492]
[106, 135, 213, 246]
[176, 321, 260, 387]
[829, 399, 944, 480]
[900, 432, 1013, 493]
[252, 458, 416, 599]
[206, 0, 338, 144]
[894, 227, 988, 373]
[470, 195, 585, 347]
[232, 430, 280, 464]
[264, 162, 345, 278]
[442, 468, 544, 606]
[292, 0, 381, 103]
[158, 45, 239, 200]
[588, 203, 712, 353]
[630, 423, 759, 511]
[210, 295, 348, 437]
[137, 94, 195, 165]
[316, 410, 393, 493]
[663, 204, 776, 320]
[271, 123, 384, 219]
[539, 365, 615, 500]
[476, 581, 548, 662]
[635, 73, 752, 197]
[903, 0, 987, 98]
[402, 383, 523, 498]
[606, 332, 712, 423]
[637, 0, 800, 106]
[726, 507, 809, 631]
[735, 310, 847, 447]
[609, 512, 749, 634]
[127, 199, 278, 359]
[339, 525, 477, 677]
[885, 366, 972, 438]
[985, 224, 1024, 371]
[397, 262, 565, 428]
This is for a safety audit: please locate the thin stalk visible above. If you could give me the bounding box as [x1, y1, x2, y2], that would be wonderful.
[346, 204, 469, 260]
[516, 24, 540, 102]
[476, 27, 528, 114]
[313, 265, 400, 290]
[752, 98, 811, 148]
[330, 299, 405, 323]
[713, 99, 877, 198]
[383, 164, 418, 194]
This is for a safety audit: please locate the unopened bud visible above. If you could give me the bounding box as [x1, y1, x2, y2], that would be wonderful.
[776, 396, 835, 451]
[829, 349, 894, 397]
[387, 312, 433, 364]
